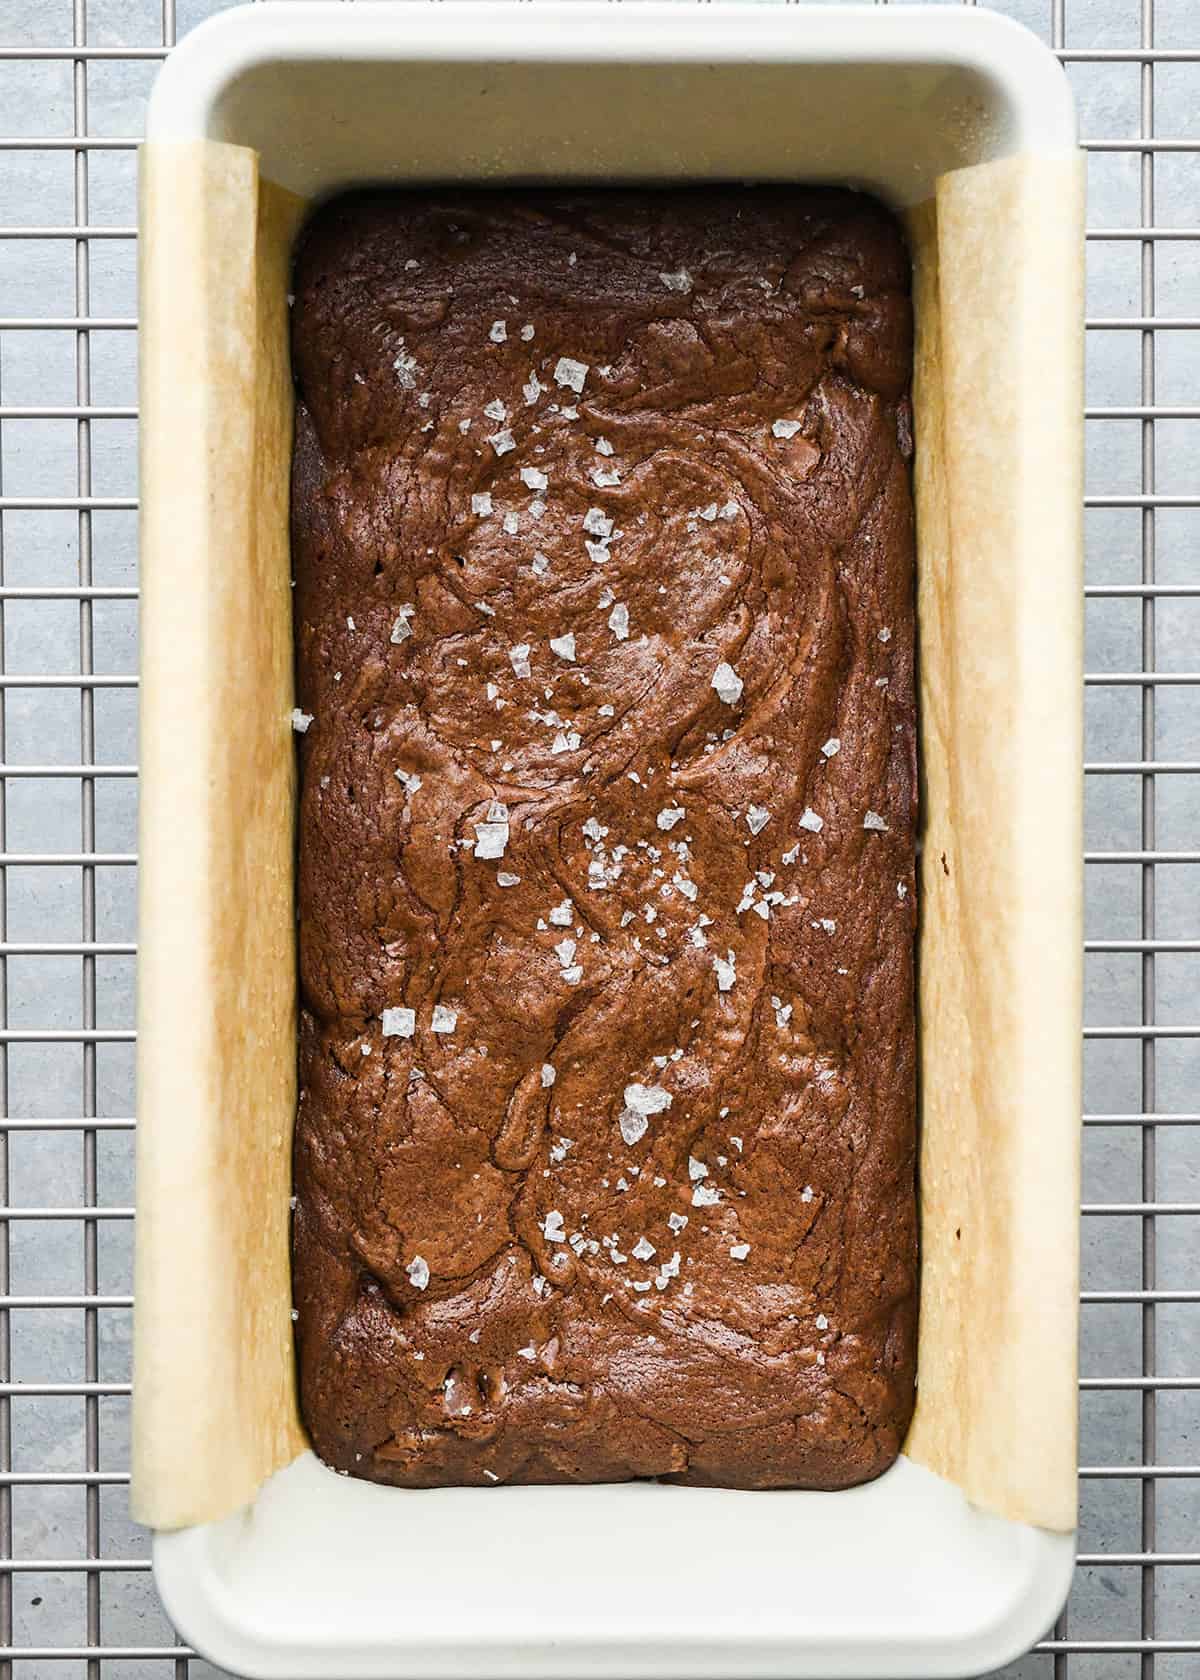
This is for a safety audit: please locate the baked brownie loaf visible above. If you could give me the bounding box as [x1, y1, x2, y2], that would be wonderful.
[290, 188, 917, 1491]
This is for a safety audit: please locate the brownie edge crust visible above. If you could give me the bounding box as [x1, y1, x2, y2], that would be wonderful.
[290, 187, 918, 1491]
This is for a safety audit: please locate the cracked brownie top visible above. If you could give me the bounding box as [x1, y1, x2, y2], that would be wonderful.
[290, 187, 917, 1490]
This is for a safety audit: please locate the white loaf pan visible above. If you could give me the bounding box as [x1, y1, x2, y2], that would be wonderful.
[143, 5, 1078, 1676]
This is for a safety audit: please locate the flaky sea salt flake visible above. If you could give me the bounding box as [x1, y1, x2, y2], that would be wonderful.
[619, 1110, 648, 1146]
[711, 662, 743, 706]
[624, 1083, 673, 1118]
[582, 507, 613, 539]
[392, 343, 418, 388]
[472, 800, 510, 860]
[406, 1255, 430, 1290]
[390, 603, 416, 644]
[554, 356, 588, 394]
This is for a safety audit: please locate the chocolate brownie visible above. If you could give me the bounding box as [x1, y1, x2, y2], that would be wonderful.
[289, 188, 917, 1490]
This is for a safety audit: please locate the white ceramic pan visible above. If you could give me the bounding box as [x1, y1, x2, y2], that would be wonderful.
[140, 5, 1081, 1675]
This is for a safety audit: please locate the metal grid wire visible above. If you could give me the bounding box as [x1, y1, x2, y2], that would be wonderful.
[0, 0, 1196, 1675]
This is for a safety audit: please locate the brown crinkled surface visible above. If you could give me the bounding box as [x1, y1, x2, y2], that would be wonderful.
[290, 188, 917, 1491]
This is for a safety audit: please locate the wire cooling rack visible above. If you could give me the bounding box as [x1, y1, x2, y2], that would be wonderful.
[0, 0, 1197, 1675]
